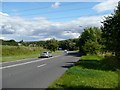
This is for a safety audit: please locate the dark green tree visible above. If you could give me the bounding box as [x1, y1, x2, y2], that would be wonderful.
[59, 38, 79, 50]
[79, 27, 102, 54]
[101, 1, 120, 56]
[2, 39, 18, 46]
[19, 40, 23, 43]
[46, 38, 59, 52]
[82, 40, 102, 54]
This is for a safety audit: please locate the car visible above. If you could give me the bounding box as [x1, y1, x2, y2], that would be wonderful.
[40, 51, 52, 58]
[64, 50, 68, 54]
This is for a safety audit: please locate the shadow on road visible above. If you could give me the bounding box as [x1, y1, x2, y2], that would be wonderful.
[61, 61, 77, 69]
[61, 52, 81, 69]
[61, 64, 74, 69]
[65, 51, 83, 57]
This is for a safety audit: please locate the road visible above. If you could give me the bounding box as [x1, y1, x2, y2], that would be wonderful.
[2, 52, 80, 88]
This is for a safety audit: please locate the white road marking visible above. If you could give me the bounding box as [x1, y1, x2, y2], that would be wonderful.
[0, 55, 61, 69]
[37, 64, 46, 68]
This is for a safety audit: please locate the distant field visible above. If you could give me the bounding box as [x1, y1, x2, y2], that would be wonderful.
[1, 45, 46, 62]
[49, 55, 119, 89]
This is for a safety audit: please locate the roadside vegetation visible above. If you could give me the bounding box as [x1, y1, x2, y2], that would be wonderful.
[0, 45, 2, 62]
[1, 45, 46, 62]
[49, 55, 118, 89]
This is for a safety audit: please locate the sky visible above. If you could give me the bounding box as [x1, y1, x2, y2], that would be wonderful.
[0, 0, 119, 41]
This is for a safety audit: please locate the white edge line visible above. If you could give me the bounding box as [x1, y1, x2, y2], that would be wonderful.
[0, 55, 61, 69]
[37, 64, 46, 68]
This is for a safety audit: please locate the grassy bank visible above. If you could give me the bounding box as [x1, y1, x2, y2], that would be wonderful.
[1, 45, 46, 62]
[49, 55, 119, 89]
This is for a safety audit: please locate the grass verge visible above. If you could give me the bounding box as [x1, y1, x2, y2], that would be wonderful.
[2, 53, 39, 62]
[49, 55, 119, 89]
[1, 45, 46, 62]
[52, 50, 63, 55]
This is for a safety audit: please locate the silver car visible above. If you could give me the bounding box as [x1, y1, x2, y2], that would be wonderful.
[40, 52, 52, 58]
[64, 50, 68, 54]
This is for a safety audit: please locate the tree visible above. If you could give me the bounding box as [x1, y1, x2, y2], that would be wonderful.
[46, 38, 59, 52]
[19, 40, 24, 43]
[82, 40, 102, 54]
[79, 27, 102, 54]
[101, 1, 120, 56]
[59, 38, 79, 50]
[2, 39, 18, 46]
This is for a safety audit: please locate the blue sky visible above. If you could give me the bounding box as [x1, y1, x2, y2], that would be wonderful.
[2, 2, 109, 22]
[0, 1, 119, 41]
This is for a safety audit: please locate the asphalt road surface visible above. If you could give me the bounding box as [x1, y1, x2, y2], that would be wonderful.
[2, 51, 80, 88]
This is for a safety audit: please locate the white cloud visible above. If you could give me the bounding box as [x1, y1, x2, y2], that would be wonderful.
[0, 12, 110, 41]
[93, 0, 119, 12]
[51, 2, 61, 8]
[0, 12, 9, 16]
[0, 36, 6, 40]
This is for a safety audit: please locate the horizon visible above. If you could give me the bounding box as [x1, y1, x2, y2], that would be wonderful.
[1, 37, 79, 42]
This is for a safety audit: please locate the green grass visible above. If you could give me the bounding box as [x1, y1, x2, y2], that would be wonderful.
[49, 55, 119, 89]
[0, 45, 2, 62]
[2, 53, 39, 62]
[52, 50, 63, 55]
[1, 45, 46, 62]
[2, 45, 45, 56]
[80, 55, 103, 60]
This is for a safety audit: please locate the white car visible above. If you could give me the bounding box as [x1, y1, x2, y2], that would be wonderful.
[64, 50, 68, 54]
[40, 52, 52, 58]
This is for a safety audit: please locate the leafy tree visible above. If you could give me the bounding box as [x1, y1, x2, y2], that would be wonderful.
[46, 38, 59, 52]
[19, 40, 24, 43]
[79, 27, 102, 54]
[2, 39, 18, 46]
[59, 38, 79, 50]
[82, 40, 102, 54]
[101, 1, 120, 56]
[36, 41, 46, 47]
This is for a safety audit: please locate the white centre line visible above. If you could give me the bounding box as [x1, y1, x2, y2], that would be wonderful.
[37, 64, 46, 68]
[0, 55, 61, 69]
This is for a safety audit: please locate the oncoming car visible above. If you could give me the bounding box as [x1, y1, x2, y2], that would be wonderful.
[64, 50, 68, 54]
[40, 52, 52, 58]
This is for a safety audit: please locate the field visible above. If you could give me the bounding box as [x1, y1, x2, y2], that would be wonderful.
[49, 55, 119, 89]
[1, 45, 46, 62]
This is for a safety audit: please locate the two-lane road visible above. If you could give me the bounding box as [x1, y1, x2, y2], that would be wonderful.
[2, 52, 80, 88]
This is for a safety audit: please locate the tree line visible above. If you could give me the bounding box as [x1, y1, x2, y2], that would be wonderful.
[1, 38, 79, 52]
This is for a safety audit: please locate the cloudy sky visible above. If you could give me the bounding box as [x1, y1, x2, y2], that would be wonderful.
[0, 0, 119, 41]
